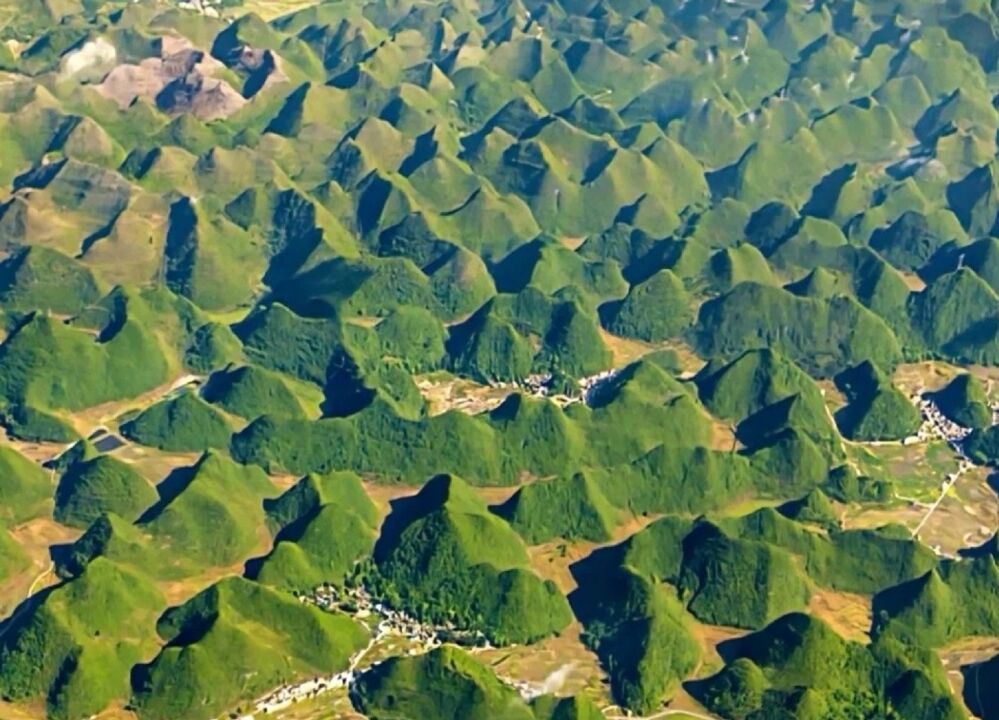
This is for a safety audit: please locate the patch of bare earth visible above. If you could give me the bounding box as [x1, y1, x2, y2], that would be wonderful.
[808, 589, 872, 644]
[115, 446, 202, 485]
[476, 622, 610, 705]
[704, 413, 738, 452]
[560, 236, 586, 250]
[63, 374, 203, 437]
[0, 428, 66, 464]
[598, 329, 660, 368]
[97, 37, 245, 120]
[846, 462, 997, 557]
[362, 481, 421, 524]
[1, 518, 80, 617]
[0, 700, 48, 720]
[892, 361, 960, 396]
[415, 374, 511, 417]
[915, 467, 998, 555]
[899, 272, 926, 291]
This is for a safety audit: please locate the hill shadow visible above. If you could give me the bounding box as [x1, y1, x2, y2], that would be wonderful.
[371, 481, 436, 562]
[135, 464, 198, 524]
[566, 542, 626, 624]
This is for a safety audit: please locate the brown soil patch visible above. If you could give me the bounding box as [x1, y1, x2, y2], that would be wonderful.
[527, 512, 663, 596]
[159, 546, 263, 606]
[808, 589, 872, 644]
[272, 687, 365, 719]
[689, 622, 747, 677]
[362, 481, 420, 522]
[476, 621, 610, 704]
[8, 517, 79, 554]
[667, 341, 708, 376]
[361, 481, 523, 534]
[1, 518, 80, 617]
[344, 316, 383, 329]
[658, 692, 723, 718]
[816, 379, 847, 410]
[846, 460, 997, 557]
[0, 428, 66, 464]
[916, 467, 998, 555]
[269, 472, 301, 491]
[63, 373, 203, 436]
[940, 636, 999, 671]
[899, 272, 926, 291]
[92, 704, 140, 720]
[599, 329, 656, 367]
[844, 499, 922, 531]
[159, 567, 239, 605]
[415, 374, 511, 417]
[940, 636, 999, 716]
[705, 414, 738, 452]
[0, 700, 48, 720]
[229, 0, 319, 20]
[528, 542, 588, 595]
[116, 446, 203, 485]
[892, 361, 960, 396]
[475, 485, 521, 506]
[608, 511, 665, 541]
[711, 496, 782, 519]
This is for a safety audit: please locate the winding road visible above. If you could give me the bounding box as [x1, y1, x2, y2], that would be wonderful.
[0, 562, 56, 642]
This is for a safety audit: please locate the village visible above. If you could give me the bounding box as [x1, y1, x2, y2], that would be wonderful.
[238, 585, 494, 718]
[215, 372, 999, 720]
[523, 368, 623, 406]
[906, 390, 992, 546]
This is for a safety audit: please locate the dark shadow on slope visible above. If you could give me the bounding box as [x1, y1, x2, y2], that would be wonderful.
[135, 465, 198, 524]
[371, 477, 447, 563]
[801, 163, 856, 219]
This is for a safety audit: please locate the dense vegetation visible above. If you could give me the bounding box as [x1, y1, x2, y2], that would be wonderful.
[121, 391, 235, 452]
[133, 577, 367, 720]
[3, 0, 999, 718]
[691, 613, 964, 720]
[251, 471, 379, 590]
[931, 373, 992, 429]
[834, 361, 922, 441]
[352, 646, 535, 720]
[54, 446, 157, 527]
[370, 475, 572, 645]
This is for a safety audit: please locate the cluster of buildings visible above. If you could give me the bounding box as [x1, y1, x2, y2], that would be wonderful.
[241, 671, 355, 717]
[518, 369, 620, 407]
[240, 585, 491, 717]
[579, 369, 621, 404]
[913, 393, 974, 451]
[173, 0, 225, 18]
[310, 584, 485, 647]
[908, 393, 981, 543]
[417, 367, 623, 417]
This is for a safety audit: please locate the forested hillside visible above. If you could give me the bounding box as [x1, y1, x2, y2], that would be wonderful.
[2, 0, 999, 718]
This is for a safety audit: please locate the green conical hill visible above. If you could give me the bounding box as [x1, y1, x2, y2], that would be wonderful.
[54, 454, 156, 528]
[373, 474, 571, 644]
[493, 472, 618, 544]
[140, 451, 276, 568]
[121, 390, 234, 453]
[931, 373, 991, 429]
[134, 576, 367, 720]
[0, 558, 164, 720]
[0, 444, 52, 524]
[352, 646, 534, 720]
